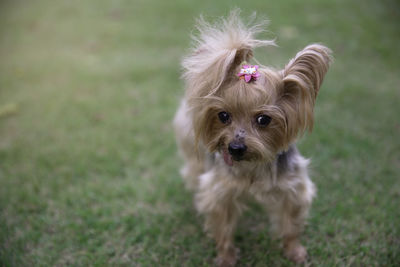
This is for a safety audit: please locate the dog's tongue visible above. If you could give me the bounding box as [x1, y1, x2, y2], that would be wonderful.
[223, 150, 233, 166]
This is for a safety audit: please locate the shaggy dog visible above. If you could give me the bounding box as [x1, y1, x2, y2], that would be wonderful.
[174, 10, 332, 266]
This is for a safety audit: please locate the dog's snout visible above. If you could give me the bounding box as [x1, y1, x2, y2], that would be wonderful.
[235, 129, 246, 140]
[228, 142, 247, 159]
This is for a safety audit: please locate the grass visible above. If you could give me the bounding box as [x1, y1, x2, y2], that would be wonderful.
[0, 0, 399, 266]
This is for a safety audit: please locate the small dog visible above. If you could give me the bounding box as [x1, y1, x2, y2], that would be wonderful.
[174, 10, 331, 266]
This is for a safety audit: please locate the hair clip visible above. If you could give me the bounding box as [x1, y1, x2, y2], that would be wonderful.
[237, 65, 260, 83]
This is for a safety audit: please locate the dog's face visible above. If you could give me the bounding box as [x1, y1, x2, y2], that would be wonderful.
[190, 69, 284, 165]
[200, 70, 289, 165]
[182, 17, 331, 165]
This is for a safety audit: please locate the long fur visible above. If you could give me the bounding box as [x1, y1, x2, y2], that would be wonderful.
[182, 9, 275, 98]
[174, 10, 332, 266]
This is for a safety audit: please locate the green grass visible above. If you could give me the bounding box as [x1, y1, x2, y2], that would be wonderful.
[0, 0, 399, 266]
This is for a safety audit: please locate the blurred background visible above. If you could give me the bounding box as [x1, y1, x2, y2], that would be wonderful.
[0, 0, 399, 265]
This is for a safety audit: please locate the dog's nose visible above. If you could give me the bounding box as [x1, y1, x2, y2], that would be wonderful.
[228, 142, 247, 159]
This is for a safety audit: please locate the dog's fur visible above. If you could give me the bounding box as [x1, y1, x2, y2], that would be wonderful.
[174, 10, 332, 266]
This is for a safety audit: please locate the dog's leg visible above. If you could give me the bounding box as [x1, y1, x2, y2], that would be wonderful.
[206, 205, 240, 267]
[267, 193, 310, 263]
[196, 172, 242, 267]
[266, 174, 315, 263]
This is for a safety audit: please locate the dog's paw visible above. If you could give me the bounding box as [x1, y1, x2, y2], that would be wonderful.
[284, 242, 307, 264]
[215, 247, 239, 267]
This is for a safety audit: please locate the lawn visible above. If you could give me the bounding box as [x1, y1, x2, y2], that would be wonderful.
[0, 0, 399, 266]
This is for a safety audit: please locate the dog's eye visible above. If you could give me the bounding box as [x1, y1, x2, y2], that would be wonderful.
[256, 115, 271, 127]
[218, 111, 231, 124]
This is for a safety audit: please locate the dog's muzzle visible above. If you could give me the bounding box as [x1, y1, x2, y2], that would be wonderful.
[228, 141, 247, 160]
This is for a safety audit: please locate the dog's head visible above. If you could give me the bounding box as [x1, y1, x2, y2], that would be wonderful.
[182, 11, 332, 165]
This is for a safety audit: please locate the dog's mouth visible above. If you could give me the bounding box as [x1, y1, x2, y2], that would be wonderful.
[222, 149, 245, 166]
[223, 150, 233, 166]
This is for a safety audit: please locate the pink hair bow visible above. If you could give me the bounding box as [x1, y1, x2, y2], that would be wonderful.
[237, 65, 260, 83]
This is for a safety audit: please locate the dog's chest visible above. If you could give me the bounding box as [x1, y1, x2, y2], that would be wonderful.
[228, 160, 278, 194]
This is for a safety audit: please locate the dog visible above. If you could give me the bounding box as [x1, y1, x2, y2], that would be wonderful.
[173, 10, 332, 266]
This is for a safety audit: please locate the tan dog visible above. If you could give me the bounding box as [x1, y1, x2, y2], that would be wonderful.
[174, 10, 332, 266]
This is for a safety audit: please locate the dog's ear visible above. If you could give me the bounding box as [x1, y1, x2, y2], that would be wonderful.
[278, 44, 332, 142]
[182, 10, 275, 98]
